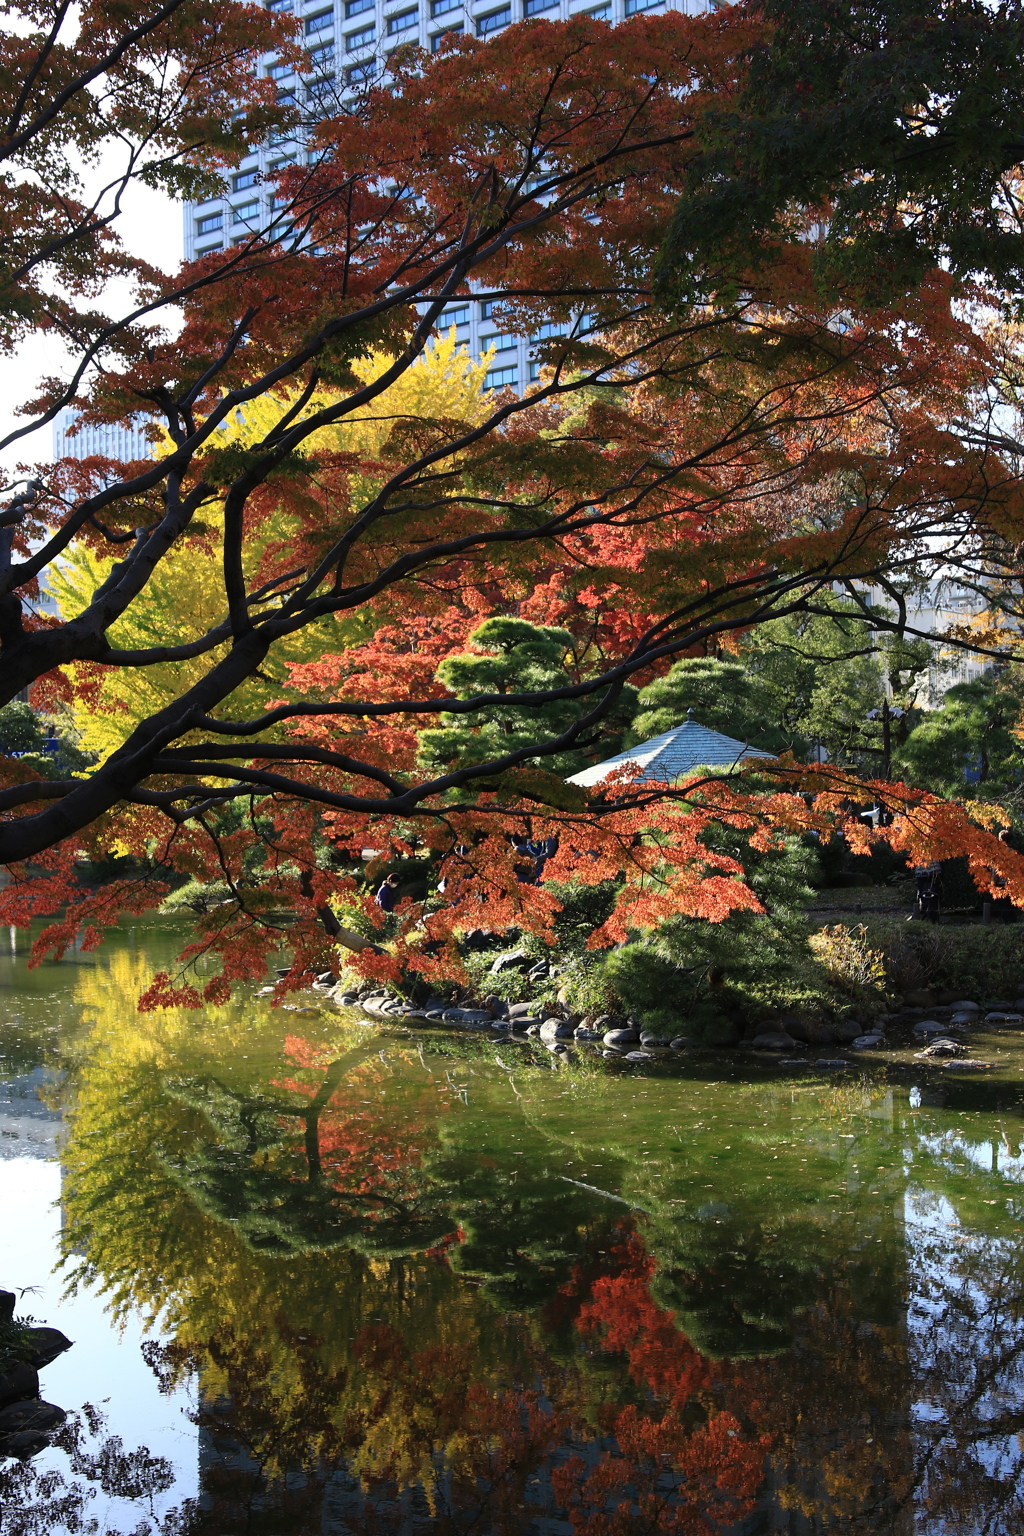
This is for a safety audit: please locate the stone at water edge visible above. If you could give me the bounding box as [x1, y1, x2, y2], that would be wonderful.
[592, 1014, 624, 1032]
[851, 1035, 886, 1050]
[540, 1018, 575, 1041]
[949, 1012, 979, 1027]
[782, 1018, 834, 1046]
[0, 1430, 51, 1460]
[916, 1038, 966, 1058]
[625, 1051, 654, 1062]
[21, 1326, 72, 1368]
[0, 1361, 39, 1409]
[603, 1027, 640, 1046]
[574, 1026, 602, 1040]
[750, 1031, 797, 1051]
[986, 1012, 1024, 1024]
[949, 1000, 981, 1013]
[669, 1037, 695, 1051]
[913, 1019, 953, 1036]
[831, 1019, 866, 1043]
[0, 1400, 66, 1434]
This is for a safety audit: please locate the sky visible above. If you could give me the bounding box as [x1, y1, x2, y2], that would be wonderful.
[0, 174, 183, 483]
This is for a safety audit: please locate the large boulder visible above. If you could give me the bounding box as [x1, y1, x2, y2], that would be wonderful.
[905, 988, 938, 1007]
[0, 1361, 38, 1409]
[831, 1018, 866, 1043]
[784, 1017, 836, 1046]
[21, 1327, 72, 1369]
[604, 1026, 640, 1047]
[913, 1018, 955, 1037]
[592, 1014, 624, 1032]
[0, 1399, 66, 1434]
[540, 1018, 575, 1042]
[490, 950, 531, 975]
[750, 1030, 797, 1051]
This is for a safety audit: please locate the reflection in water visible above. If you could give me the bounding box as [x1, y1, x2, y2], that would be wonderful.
[3, 939, 1024, 1530]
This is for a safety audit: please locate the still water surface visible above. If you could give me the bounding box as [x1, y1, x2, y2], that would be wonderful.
[3, 922, 1024, 1533]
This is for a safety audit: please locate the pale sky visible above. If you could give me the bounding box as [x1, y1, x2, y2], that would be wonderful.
[0, 174, 183, 483]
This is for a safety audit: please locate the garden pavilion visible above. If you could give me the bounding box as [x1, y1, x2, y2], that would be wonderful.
[566, 710, 775, 789]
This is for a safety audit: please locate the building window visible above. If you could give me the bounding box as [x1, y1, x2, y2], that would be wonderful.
[529, 359, 542, 380]
[481, 332, 517, 352]
[232, 200, 260, 224]
[267, 60, 294, 79]
[484, 365, 518, 389]
[580, 1, 610, 14]
[195, 242, 223, 255]
[346, 22, 375, 47]
[346, 0, 373, 12]
[624, 0, 663, 11]
[195, 213, 223, 235]
[387, 6, 419, 32]
[346, 59, 374, 81]
[531, 320, 567, 340]
[431, 0, 461, 11]
[267, 0, 292, 11]
[523, 0, 557, 12]
[305, 8, 334, 32]
[479, 297, 503, 319]
[476, 6, 510, 33]
[431, 21, 461, 45]
[439, 305, 470, 327]
[233, 169, 260, 192]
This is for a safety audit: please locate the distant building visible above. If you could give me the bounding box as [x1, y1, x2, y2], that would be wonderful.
[860, 579, 997, 704]
[183, 0, 706, 390]
[52, 406, 154, 464]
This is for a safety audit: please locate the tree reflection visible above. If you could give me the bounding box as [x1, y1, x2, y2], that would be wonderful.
[48, 952, 1024, 1532]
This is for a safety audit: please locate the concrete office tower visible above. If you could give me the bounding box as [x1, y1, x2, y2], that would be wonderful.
[51, 406, 154, 465]
[183, 0, 704, 391]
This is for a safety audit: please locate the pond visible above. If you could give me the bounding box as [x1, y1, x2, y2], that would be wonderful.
[3, 922, 1024, 1534]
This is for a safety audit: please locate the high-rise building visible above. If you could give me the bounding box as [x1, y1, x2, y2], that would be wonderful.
[183, 0, 701, 391]
[52, 406, 154, 464]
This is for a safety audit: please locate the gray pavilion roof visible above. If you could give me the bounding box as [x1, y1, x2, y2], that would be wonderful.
[566, 713, 775, 789]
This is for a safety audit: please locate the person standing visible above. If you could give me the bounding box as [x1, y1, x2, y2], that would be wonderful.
[375, 873, 401, 912]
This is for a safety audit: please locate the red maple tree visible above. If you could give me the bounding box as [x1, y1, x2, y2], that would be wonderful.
[2, 2, 1023, 996]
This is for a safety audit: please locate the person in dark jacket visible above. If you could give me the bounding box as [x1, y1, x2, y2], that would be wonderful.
[375, 873, 401, 912]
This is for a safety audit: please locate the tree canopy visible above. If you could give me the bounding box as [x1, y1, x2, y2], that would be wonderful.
[3, 0, 1024, 997]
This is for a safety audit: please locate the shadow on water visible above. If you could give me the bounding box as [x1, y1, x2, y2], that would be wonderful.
[3, 928, 1024, 1531]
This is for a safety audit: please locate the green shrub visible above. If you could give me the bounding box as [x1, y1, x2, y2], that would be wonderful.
[808, 924, 887, 1001]
[555, 953, 619, 1018]
[859, 917, 1024, 1000]
[600, 945, 693, 1035]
